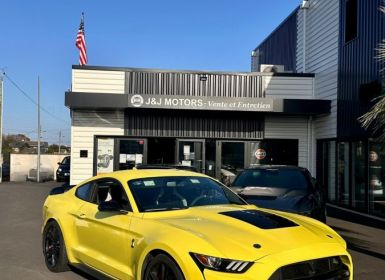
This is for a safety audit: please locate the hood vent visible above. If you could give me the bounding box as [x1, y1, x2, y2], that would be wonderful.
[219, 210, 298, 230]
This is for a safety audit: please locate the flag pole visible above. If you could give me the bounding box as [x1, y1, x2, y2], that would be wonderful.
[76, 11, 88, 66]
[37, 76, 41, 183]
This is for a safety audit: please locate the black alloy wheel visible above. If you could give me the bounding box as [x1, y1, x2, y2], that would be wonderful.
[42, 221, 69, 272]
[144, 254, 185, 280]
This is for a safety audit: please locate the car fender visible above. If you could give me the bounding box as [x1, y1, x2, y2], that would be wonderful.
[136, 241, 204, 280]
[42, 195, 80, 264]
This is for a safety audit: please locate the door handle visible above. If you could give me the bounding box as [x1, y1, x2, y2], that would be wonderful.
[77, 213, 86, 219]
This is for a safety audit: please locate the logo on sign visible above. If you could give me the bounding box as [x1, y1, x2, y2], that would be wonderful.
[255, 149, 266, 160]
[130, 94, 144, 107]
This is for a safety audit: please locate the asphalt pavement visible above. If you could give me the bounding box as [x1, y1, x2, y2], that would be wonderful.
[327, 216, 385, 279]
[0, 181, 91, 280]
[0, 181, 384, 280]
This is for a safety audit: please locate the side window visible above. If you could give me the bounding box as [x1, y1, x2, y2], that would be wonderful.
[345, 0, 357, 43]
[92, 179, 132, 211]
[75, 183, 92, 202]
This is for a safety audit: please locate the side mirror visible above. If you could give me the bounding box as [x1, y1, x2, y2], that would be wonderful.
[57, 162, 61, 165]
[98, 200, 121, 212]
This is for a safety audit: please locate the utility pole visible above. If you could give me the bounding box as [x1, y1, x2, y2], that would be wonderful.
[37, 77, 41, 183]
[58, 130, 61, 154]
[0, 76, 3, 183]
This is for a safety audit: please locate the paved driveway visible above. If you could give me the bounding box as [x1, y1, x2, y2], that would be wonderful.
[0, 181, 384, 279]
[0, 182, 90, 279]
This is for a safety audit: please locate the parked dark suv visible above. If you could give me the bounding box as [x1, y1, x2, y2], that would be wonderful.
[56, 156, 70, 182]
[230, 165, 326, 222]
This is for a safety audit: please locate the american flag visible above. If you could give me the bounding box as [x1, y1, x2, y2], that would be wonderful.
[76, 13, 87, 66]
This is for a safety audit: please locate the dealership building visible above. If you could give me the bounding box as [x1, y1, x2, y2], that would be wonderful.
[251, 0, 385, 218]
[66, 66, 327, 183]
[67, 0, 385, 218]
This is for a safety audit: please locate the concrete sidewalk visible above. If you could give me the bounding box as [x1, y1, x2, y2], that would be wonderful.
[327, 216, 385, 279]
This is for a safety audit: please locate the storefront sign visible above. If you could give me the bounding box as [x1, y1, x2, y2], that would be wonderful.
[128, 94, 274, 112]
[255, 149, 266, 160]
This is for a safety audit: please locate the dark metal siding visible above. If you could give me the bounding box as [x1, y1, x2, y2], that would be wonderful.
[338, 0, 385, 138]
[125, 71, 264, 98]
[251, 8, 298, 72]
[125, 110, 264, 139]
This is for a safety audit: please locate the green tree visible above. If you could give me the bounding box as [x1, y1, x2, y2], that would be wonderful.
[1, 134, 30, 162]
[359, 6, 385, 138]
[48, 144, 59, 154]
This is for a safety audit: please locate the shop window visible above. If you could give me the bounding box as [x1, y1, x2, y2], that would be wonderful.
[177, 140, 204, 173]
[148, 138, 175, 164]
[205, 140, 216, 178]
[337, 142, 350, 205]
[220, 142, 245, 185]
[250, 140, 298, 166]
[345, 0, 358, 43]
[351, 141, 367, 210]
[368, 142, 385, 217]
[326, 141, 337, 202]
[118, 139, 145, 170]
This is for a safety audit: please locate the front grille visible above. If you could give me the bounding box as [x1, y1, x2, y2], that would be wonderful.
[269, 256, 350, 280]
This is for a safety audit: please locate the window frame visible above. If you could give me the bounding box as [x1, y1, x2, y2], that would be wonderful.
[92, 178, 133, 212]
[76, 177, 133, 212]
[75, 182, 94, 202]
[345, 0, 358, 43]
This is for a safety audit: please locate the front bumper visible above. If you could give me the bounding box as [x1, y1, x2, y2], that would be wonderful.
[56, 171, 70, 181]
[199, 243, 352, 280]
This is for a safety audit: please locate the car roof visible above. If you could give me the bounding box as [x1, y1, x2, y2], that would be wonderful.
[92, 168, 208, 182]
[245, 165, 308, 172]
[135, 164, 198, 171]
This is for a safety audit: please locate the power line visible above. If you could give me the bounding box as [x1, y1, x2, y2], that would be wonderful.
[2, 71, 68, 123]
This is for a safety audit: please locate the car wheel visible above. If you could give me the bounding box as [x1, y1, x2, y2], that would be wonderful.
[143, 254, 185, 280]
[42, 220, 70, 272]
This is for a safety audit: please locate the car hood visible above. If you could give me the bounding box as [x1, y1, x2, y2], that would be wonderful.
[230, 187, 311, 213]
[147, 205, 344, 261]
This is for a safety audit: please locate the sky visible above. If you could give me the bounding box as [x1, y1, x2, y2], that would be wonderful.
[0, 0, 300, 146]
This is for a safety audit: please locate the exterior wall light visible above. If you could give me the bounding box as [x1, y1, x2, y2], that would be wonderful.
[301, 0, 310, 9]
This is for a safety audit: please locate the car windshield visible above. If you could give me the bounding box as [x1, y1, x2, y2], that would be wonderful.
[61, 157, 70, 165]
[128, 176, 245, 212]
[232, 169, 308, 190]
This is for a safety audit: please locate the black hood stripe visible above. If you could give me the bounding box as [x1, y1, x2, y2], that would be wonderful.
[219, 210, 298, 229]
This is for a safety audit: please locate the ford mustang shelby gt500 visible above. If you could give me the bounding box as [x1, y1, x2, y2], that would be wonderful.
[42, 169, 352, 280]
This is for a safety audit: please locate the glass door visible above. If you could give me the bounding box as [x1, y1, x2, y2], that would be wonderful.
[217, 141, 246, 185]
[176, 139, 205, 173]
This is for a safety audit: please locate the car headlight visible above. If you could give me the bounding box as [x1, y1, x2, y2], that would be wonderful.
[190, 253, 252, 273]
[58, 168, 62, 172]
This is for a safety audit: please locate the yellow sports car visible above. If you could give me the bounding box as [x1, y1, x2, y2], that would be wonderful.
[42, 169, 353, 280]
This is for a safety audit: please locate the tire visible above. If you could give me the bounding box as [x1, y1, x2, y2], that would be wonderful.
[143, 254, 185, 280]
[42, 220, 70, 272]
